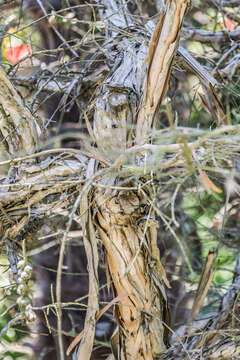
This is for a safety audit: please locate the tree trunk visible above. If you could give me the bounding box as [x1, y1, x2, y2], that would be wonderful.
[3, 1, 239, 360]
[0, 1, 190, 359]
[89, 1, 190, 358]
[95, 188, 170, 359]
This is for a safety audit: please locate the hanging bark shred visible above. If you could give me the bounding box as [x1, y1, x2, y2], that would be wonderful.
[76, 184, 99, 360]
[198, 168, 223, 193]
[67, 293, 129, 356]
[192, 150, 222, 193]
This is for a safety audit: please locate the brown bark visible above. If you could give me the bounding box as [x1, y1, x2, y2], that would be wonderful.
[89, 1, 191, 358]
[3, 1, 238, 360]
[136, 0, 191, 144]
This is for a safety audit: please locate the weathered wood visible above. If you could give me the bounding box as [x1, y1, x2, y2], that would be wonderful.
[136, 0, 191, 144]
[76, 185, 99, 360]
[96, 188, 170, 360]
[2, 1, 236, 360]
[93, 29, 148, 158]
[91, 1, 190, 358]
[0, 67, 42, 156]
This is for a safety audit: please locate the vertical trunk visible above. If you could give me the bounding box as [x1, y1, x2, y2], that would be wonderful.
[95, 189, 170, 359]
[0, 1, 191, 359]
[90, 2, 191, 358]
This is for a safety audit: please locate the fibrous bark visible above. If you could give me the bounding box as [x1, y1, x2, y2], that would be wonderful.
[4, 1, 238, 360]
[88, 1, 191, 358]
[136, 0, 191, 144]
[95, 188, 170, 359]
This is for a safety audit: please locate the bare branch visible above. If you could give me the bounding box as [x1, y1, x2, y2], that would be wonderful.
[206, 0, 240, 8]
[182, 27, 240, 44]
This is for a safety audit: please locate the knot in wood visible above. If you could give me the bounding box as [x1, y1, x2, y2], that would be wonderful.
[108, 91, 129, 110]
[98, 191, 143, 227]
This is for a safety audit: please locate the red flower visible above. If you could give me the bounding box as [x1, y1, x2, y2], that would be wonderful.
[5, 44, 32, 64]
[223, 17, 237, 31]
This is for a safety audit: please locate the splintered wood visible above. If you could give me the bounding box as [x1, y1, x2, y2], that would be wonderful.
[136, 0, 191, 144]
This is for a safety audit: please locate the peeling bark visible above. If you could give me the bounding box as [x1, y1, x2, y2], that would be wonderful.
[95, 189, 170, 359]
[89, 1, 191, 358]
[93, 28, 148, 158]
[136, 0, 191, 144]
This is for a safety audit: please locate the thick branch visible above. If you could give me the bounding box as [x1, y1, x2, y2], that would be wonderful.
[96, 190, 170, 360]
[0, 67, 42, 157]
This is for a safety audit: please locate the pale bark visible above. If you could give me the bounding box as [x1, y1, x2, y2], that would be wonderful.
[90, 1, 191, 358]
[2, 1, 238, 360]
[0, 67, 42, 156]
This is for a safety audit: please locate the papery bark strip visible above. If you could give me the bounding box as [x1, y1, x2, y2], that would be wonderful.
[136, 0, 191, 144]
